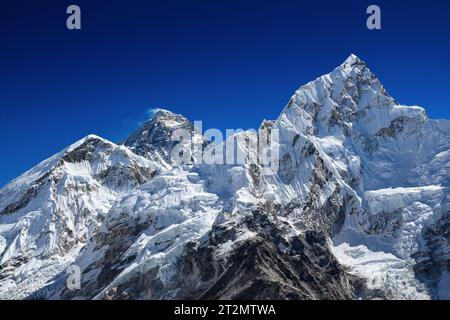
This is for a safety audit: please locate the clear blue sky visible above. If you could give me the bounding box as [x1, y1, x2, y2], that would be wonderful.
[1, 0, 449, 187]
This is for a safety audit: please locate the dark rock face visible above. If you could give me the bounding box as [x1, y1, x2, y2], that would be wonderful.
[376, 116, 426, 139]
[122, 110, 195, 165]
[174, 210, 362, 300]
[59, 216, 154, 300]
[0, 172, 50, 215]
[58, 207, 361, 301]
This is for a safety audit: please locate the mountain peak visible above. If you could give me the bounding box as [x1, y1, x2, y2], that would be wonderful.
[337, 54, 370, 75]
[279, 54, 397, 135]
[2, 55, 450, 301]
[122, 110, 194, 166]
[63, 134, 113, 156]
[151, 108, 175, 119]
[342, 53, 362, 65]
[77, 134, 107, 145]
[150, 109, 189, 126]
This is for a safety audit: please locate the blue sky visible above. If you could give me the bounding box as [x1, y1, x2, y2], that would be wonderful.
[1, 0, 450, 187]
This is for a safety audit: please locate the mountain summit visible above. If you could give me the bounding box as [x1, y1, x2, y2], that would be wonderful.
[1, 55, 449, 300]
[122, 109, 197, 168]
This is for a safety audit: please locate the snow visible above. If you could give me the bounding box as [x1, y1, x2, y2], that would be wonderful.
[365, 185, 444, 214]
[331, 242, 431, 299]
[274, 54, 450, 299]
[0, 135, 163, 299]
[0, 244, 83, 300]
[1, 54, 449, 300]
[82, 168, 223, 298]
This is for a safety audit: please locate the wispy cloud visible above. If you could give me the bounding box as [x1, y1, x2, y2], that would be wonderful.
[146, 108, 163, 119]
[133, 108, 163, 127]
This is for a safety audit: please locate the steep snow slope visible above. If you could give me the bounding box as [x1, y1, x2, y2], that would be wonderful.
[54, 168, 223, 299]
[267, 54, 450, 298]
[0, 135, 162, 299]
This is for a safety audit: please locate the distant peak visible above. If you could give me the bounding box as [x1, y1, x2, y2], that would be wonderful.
[84, 134, 104, 141]
[67, 134, 100, 147]
[339, 54, 371, 71]
[148, 109, 192, 129]
[65, 134, 113, 153]
[122, 108, 194, 163]
[343, 53, 361, 64]
[335, 54, 374, 78]
[152, 109, 177, 119]
[78, 134, 112, 145]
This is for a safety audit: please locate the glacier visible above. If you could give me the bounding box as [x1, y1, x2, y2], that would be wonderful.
[0, 54, 449, 300]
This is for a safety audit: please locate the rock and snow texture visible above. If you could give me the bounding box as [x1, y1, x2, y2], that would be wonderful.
[122, 109, 206, 169]
[0, 135, 161, 299]
[0, 54, 449, 300]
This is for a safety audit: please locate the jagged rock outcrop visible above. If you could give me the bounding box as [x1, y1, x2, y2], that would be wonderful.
[122, 109, 206, 168]
[175, 210, 362, 300]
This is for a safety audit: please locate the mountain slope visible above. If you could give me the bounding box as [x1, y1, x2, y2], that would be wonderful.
[0, 135, 162, 299]
[1, 54, 449, 300]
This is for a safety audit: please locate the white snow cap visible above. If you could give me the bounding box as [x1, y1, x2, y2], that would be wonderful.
[342, 53, 362, 65]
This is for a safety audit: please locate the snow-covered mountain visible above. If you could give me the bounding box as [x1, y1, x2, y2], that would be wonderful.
[122, 109, 206, 169]
[0, 55, 449, 300]
[0, 135, 163, 299]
